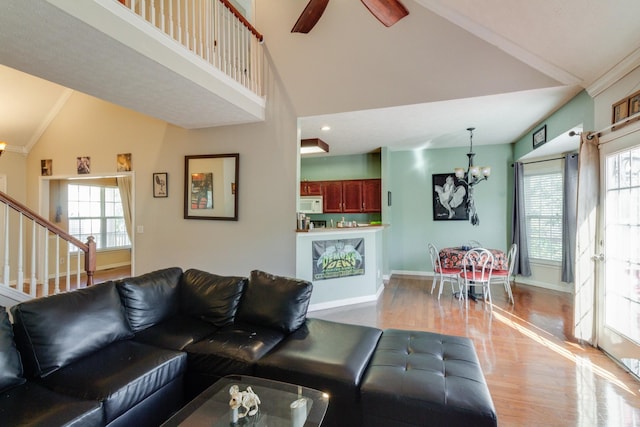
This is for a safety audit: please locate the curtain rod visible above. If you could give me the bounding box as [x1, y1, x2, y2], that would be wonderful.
[588, 110, 640, 139]
[511, 153, 577, 167]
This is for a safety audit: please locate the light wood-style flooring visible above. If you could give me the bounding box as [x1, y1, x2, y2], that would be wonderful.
[311, 275, 640, 427]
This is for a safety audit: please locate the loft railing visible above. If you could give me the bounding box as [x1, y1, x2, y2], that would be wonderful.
[117, 0, 264, 96]
[0, 191, 96, 299]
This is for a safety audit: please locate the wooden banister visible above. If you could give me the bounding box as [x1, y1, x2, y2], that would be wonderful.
[219, 0, 263, 42]
[0, 190, 96, 286]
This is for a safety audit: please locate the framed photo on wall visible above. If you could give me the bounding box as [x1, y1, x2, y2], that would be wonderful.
[532, 125, 547, 149]
[432, 173, 468, 221]
[153, 173, 168, 198]
[184, 154, 239, 221]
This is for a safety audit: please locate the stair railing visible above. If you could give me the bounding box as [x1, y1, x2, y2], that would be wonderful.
[0, 191, 96, 298]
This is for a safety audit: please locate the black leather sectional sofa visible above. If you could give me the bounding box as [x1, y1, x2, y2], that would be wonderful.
[0, 267, 498, 426]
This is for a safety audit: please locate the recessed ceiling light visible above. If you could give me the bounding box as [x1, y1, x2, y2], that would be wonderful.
[321, 125, 331, 131]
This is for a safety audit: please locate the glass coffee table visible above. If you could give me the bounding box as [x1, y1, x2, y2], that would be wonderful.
[162, 375, 329, 427]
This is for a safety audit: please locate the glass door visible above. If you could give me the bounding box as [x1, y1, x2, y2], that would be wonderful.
[598, 130, 640, 378]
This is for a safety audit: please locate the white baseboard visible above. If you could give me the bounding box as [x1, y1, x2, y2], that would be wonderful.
[390, 270, 572, 294]
[308, 285, 384, 312]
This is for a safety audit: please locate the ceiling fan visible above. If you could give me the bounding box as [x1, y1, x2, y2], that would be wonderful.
[292, 0, 409, 33]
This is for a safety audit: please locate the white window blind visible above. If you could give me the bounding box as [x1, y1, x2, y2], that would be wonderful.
[524, 171, 563, 262]
[68, 184, 131, 251]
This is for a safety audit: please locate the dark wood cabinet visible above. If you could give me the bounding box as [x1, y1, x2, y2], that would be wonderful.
[316, 179, 381, 213]
[322, 181, 344, 213]
[342, 180, 364, 213]
[362, 179, 381, 212]
[300, 181, 323, 196]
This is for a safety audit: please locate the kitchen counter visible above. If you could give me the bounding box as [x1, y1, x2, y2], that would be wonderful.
[296, 226, 385, 310]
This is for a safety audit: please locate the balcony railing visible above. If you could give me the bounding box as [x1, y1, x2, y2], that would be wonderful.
[118, 0, 264, 96]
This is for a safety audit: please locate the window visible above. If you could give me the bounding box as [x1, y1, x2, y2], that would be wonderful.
[524, 167, 563, 262]
[68, 184, 130, 251]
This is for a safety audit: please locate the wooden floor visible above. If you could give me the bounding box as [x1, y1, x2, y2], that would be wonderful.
[311, 275, 640, 427]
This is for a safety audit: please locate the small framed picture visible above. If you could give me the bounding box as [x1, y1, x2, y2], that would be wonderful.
[117, 153, 132, 172]
[153, 173, 168, 198]
[532, 125, 547, 149]
[41, 159, 52, 176]
[77, 156, 91, 174]
[612, 99, 629, 124]
[629, 90, 640, 116]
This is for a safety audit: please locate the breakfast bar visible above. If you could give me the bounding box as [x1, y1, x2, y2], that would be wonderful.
[295, 226, 385, 310]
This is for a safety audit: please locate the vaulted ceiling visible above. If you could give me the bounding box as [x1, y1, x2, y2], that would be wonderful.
[1, 0, 640, 156]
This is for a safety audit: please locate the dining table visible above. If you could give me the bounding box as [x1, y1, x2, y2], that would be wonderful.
[439, 246, 507, 301]
[439, 246, 507, 271]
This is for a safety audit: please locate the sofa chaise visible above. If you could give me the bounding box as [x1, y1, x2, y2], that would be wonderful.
[1, 267, 498, 427]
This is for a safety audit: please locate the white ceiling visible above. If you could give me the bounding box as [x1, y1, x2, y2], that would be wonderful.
[1, 0, 640, 158]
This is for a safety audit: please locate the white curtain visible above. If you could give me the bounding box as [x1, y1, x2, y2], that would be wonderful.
[573, 132, 599, 345]
[117, 176, 133, 241]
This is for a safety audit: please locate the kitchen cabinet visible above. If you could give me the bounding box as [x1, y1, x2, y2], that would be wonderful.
[300, 181, 323, 196]
[362, 179, 382, 212]
[322, 181, 343, 213]
[320, 179, 381, 213]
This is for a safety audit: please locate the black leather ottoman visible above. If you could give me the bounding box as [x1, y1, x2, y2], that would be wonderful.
[360, 329, 497, 427]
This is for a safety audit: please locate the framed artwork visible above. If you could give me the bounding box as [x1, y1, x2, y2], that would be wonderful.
[532, 125, 547, 149]
[629, 91, 640, 116]
[612, 99, 629, 124]
[41, 159, 52, 176]
[432, 173, 468, 221]
[77, 156, 91, 174]
[153, 173, 168, 198]
[184, 154, 239, 221]
[117, 153, 132, 171]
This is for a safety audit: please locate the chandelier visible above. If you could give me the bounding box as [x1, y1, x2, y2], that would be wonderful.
[453, 127, 491, 226]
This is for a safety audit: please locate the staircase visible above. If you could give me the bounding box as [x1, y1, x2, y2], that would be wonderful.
[0, 191, 96, 306]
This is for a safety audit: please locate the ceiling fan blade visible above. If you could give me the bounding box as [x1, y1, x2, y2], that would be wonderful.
[360, 0, 409, 27]
[291, 0, 330, 33]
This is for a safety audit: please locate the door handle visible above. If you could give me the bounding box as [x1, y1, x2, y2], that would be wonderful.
[591, 253, 604, 262]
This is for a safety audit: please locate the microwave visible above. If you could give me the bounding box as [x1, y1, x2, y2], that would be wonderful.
[299, 196, 323, 214]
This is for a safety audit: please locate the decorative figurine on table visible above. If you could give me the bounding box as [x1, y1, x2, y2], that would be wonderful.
[229, 385, 261, 424]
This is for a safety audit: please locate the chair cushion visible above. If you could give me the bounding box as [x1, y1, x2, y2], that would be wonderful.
[11, 281, 133, 377]
[0, 382, 103, 427]
[180, 269, 247, 327]
[461, 271, 491, 281]
[38, 340, 186, 425]
[236, 270, 312, 333]
[116, 267, 183, 332]
[437, 267, 461, 275]
[0, 307, 25, 393]
[491, 269, 509, 277]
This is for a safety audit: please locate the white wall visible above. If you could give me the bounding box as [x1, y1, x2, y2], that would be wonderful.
[25, 60, 299, 278]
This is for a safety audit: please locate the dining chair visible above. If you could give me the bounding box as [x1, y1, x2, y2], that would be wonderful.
[459, 248, 495, 309]
[490, 243, 517, 305]
[428, 243, 460, 300]
[468, 240, 482, 248]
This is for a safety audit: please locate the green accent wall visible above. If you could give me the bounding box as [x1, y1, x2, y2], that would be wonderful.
[300, 153, 381, 181]
[514, 90, 594, 161]
[387, 144, 513, 272]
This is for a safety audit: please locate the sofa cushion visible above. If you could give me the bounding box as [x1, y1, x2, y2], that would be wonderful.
[133, 314, 219, 351]
[236, 270, 312, 333]
[180, 269, 246, 327]
[117, 267, 183, 332]
[11, 281, 133, 377]
[38, 340, 187, 425]
[0, 382, 103, 427]
[185, 322, 286, 378]
[0, 307, 26, 393]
